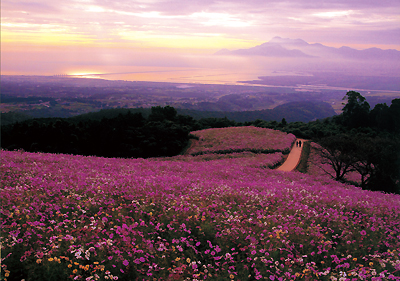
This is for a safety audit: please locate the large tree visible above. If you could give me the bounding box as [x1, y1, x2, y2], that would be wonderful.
[316, 134, 400, 193]
[341, 91, 370, 128]
[314, 134, 358, 182]
[355, 136, 400, 194]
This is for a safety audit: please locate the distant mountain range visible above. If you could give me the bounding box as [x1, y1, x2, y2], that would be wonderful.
[215, 37, 400, 60]
[177, 100, 336, 123]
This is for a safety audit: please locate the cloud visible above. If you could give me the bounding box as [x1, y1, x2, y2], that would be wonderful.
[2, 0, 399, 49]
[1, 0, 399, 76]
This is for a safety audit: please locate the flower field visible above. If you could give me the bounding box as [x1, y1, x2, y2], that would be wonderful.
[186, 127, 296, 155]
[1, 149, 400, 281]
[153, 152, 284, 169]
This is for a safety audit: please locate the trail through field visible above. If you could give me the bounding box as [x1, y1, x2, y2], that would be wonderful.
[277, 139, 306, 171]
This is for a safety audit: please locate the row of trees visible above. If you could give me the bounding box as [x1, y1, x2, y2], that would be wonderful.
[316, 134, 399, 193]
[340, 91, 400, 131]
[305, 92, 399, 194]
[1, 106, 194, 158]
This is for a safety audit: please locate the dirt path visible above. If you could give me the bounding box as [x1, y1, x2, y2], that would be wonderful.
[276, 139, 306, 172]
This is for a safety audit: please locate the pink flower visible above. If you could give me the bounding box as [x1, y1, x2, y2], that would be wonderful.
[123, 259, 129, 266]
[360, 230, 367, 236]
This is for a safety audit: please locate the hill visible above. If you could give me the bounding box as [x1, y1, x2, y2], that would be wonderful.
[1, 143, 399, 280]
[67, 100, 336, 123]
[177, 101, 336, 123]
[185, 126, 295, 155]
[1, 99, 336, 126]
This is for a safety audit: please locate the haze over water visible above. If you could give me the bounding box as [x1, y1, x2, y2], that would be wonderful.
[2, 0, 399, 87]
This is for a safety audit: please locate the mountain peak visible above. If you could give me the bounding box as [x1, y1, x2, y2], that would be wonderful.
[269, 36, 308, 46]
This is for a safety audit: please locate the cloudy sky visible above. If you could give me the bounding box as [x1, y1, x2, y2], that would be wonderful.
[2, 0, 399, 79]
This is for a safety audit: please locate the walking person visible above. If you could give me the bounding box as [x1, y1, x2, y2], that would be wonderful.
[299, 140, 302, 147]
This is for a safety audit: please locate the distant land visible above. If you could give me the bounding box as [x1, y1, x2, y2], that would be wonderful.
[1, 75, 398, 125]
[215, 37, 400, 93]
[215, 36, 400, 60]
[241, 72, 400, 92]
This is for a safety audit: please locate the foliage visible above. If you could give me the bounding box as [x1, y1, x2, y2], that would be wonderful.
[341, 91, 371, 128]
[312, 133, 399, 193]
[1, 107, 192, 159]
[0, 112, 34, 126]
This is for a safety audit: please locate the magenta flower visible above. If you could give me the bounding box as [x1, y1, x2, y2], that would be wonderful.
[1, 147, 400, 280]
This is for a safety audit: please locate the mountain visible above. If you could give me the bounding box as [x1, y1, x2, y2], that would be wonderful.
[215, 42, 314, 58]
[178, 100, 336, 123]
[215, 36, 400, 60]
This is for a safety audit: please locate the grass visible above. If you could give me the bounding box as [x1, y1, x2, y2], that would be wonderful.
[296, 141, 311, 173]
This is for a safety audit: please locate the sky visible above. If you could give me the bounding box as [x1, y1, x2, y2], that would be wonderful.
[2, 0, 400, 80]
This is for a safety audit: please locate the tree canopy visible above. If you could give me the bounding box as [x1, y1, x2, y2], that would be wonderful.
[341, 91, 371, 128]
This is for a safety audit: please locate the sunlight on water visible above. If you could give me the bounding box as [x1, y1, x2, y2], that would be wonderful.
[73, 67, 264, 85]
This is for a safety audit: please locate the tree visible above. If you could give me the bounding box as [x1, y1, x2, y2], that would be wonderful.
[390, 99, 400, 133]
[316, 134, 400, 194]
[314, 134, 358, 181]
[369, 103, 393, 132]
[341, 91, 370, 128]
[148, 105, 177, 122]
[355, 136, 400, 194]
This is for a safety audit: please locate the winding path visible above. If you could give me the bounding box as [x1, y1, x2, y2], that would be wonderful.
[277, 139, 306, 172]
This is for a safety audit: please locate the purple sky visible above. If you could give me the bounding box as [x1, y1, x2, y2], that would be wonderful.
[2, 0, 399, 78]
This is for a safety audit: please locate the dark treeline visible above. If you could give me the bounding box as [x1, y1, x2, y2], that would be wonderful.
[250, 92, 400, 139]
[1, 106, 195, 158]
